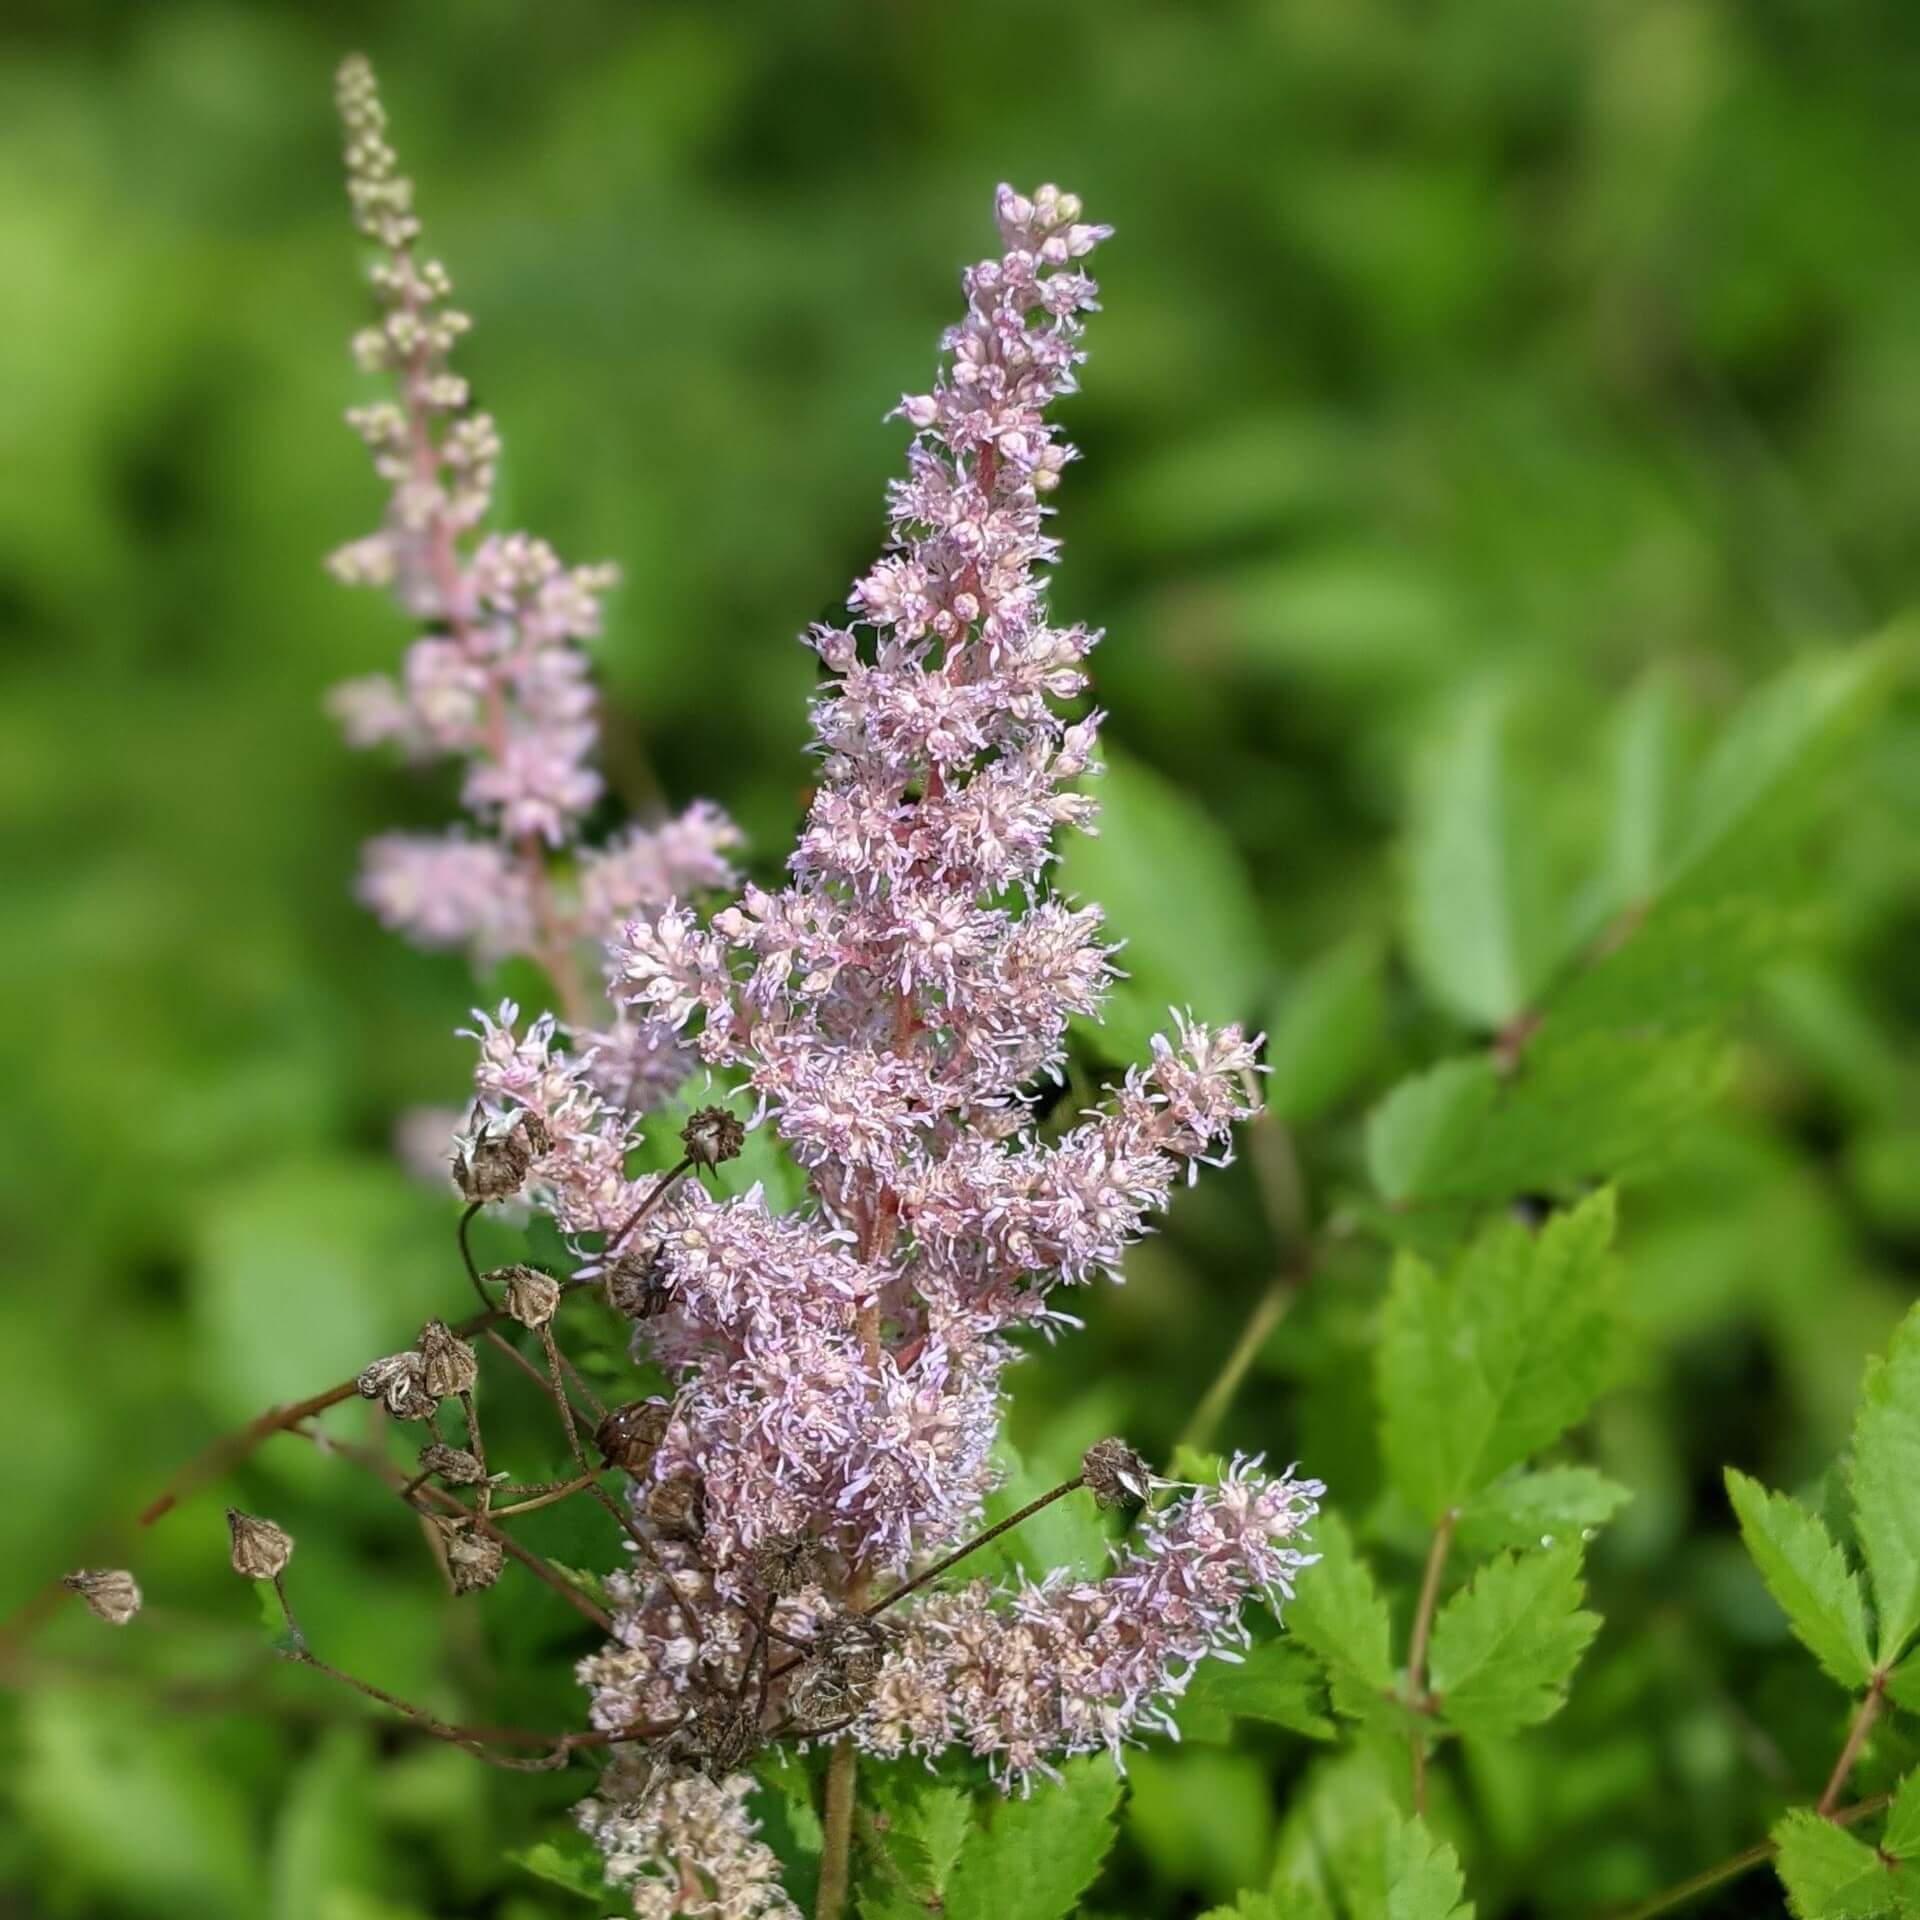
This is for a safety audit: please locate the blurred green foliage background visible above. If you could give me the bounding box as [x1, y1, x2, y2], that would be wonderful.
[4, 1, 1920, 1915]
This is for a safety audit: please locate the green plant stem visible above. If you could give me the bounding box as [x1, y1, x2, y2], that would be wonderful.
[1176, 1111, 1311, 1459]
[1405, 1509, 1458, 1816]
[1604, 1792, 1890, 1920]
[817, 1739, 858, 1920]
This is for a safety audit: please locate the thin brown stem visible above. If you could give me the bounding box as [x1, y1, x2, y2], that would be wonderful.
[1818, 1672, 1888, 1817]
[456, 1201, 489, 1308]
[1406, 1509, 1458, 1817]
[486, 1474, 598, 1520]
[1603, 1792, 1891, 1920]
[605, 1161, 692, 1256]
[865, 1476, 1086, 1620]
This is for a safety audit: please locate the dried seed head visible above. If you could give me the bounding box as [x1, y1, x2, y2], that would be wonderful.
[357, 1349, 438, 1421]
[450, 1107, 549, 1204]
[790, 1611, 889, 1727]
[492, 1263, 562, 1329]
[419, 1442, 486, 1486]
[748, 1529, 828, 1598]
[64, 1568, 142, 1626]
[597, 1398, 672, 1477]
[227, 1509, 295, 1580]
[682, 1699, 763, 1777]
[441, 1523, 505, 1595]
[1082, 1436, 1152, 1511]
[602, 1245, 674, 1321]
[680, 1105, 745, 1169]
[646, 1472, 706, 1541]
[416, 1317, 479, 1399]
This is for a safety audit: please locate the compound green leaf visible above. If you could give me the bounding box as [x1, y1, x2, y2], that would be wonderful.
[1725, 1468, 1873, 1692]
[1428, 1544, 1599, 1739]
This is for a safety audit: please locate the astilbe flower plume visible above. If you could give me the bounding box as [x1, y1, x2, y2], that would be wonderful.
[329, 61, 1318, 1910]
[328, 54, 738, 1069]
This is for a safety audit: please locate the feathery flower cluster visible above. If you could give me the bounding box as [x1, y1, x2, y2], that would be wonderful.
[329, 64, 1318, 1908]
[327, 55, 738, 1039]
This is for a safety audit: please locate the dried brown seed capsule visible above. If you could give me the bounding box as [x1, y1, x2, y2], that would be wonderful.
[748, 1529, 827, 1598]
[441, 1523, 505, 1595]
[596, 1398, 672, 1477]
[418, 1442, 486, 1486]
[227, 1509, 295, 1580]
[646, 1473, 706, 1541]
[683, 1699, 763, 1776]
[790, 1612, 889, 1726]
[416, 1318, 479, 1400]
[491, 1263, 562, 1330]
[450, 1108, 550, 1204]
[64, 1568, 142, 1626]
[681, 1105, 746, 1169]
[603, 1246, 674, 1321]
[357, 1350, 438, 1421]
[1081, 1436, 1152, 1511]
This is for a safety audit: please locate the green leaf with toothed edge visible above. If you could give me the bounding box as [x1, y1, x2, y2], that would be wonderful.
[1725, 1468, 1874, 1692]
[1850, 1302, 1920, 1668]
[941, 1755, 1122, 1920]
[1378, 1190, 1619, 1524]
[1427, 1543, 1599, 1739]
[1771, 1810, 1903, 1919]
[1286, 1510, 1395, 1713]
[1883, 1769, 1920, 1859]
[857, 1770, 970, 1920]
[1454, 1465, 1631, 1556]
[506, 1832, 612, 1905]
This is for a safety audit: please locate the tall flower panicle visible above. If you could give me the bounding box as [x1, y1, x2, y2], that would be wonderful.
[575, 179, 1317, 1797]
[328, 56, 738, 1050]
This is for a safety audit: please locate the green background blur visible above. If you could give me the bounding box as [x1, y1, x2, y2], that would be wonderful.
[5, 2, 1920, 1915]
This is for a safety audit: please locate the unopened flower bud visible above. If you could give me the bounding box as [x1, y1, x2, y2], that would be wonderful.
[419, 1442, 486, 1486]
[1082, 1436, 1152, 1511]
[680, 1105, 745, 1169]
[441, 1523, 504, 1595]
[416, 1318, 478, 1399]
[597, 1398, 672, 1477]
[749, 1529, 828, 1598]
[357, 1350, 438, 1421]
[64, 1568, 141, 1626]
[227, 1509, 295, 1580]
[492, 1263, 562, 1329]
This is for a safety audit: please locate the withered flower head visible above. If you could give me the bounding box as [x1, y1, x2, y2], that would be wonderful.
[790, 1611, 889, 1727]
[418, 1442, 486, 1486]
[1082, 1436, 1153, 1512]
[492, 1263, 562, 1330]
[646, 1472, 706, 1541]
[416, 1318, 479, 1399]
[227, 1508, 295, 1580]
[602, 1245, 674, 1321]
[64, 1568, 142, 1626]
[748, 1528, 828, 1598]
[451, 1107, 551, 1205]
[680, 1105, 745, 1169]
[357, 1349, 438, 1421]
[683, 1699, 763, 1777]
[441, 1522, 505, 1595]
[596, 1398, 672, 1477]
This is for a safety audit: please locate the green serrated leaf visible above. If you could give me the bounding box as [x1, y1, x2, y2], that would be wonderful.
[1850, 1303, 1920, 1666]
[859, 1770, 970, 1920]
[1286, 1511, 1395, 1707]
[1182, 1639, 1336, 1740]
[1378, 1190, 1618, 1521]
[1404, 689, 1561, 1030]
[1366, 1058, 1499, 1205]
[1266, 935, 1386, 1123]
[1772, 1809, 1900, 1919]
[1725, 1468, 1874, 1692]
[1884, 1771, 1920, 1860]
[507, 1834, 612, 1905]
[1199, 1895, 1282, 1920]
[943, 1755, 1122, 1920]
[1383, 1816, 1476, 1920]
[1455, 1466, 1632, 1556]
[1428, 1544, 1599, 1739]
